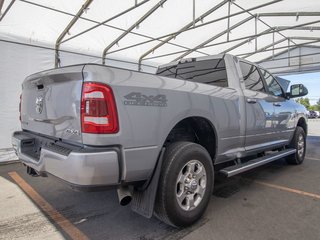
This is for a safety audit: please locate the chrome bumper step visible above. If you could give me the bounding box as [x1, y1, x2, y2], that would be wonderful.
[220, 149, 296, 177]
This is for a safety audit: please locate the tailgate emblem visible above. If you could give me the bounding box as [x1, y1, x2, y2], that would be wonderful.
[35, 96, 44, 114]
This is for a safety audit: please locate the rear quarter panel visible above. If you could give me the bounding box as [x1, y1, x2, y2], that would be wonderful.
[82, 61, 242, 182]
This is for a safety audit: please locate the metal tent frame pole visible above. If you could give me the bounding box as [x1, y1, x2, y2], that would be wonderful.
[2, 0, 319, 72]
[170, 5, 312, 62]
[258, 12, 320, 17]
[220, 28, 273, 54]
[232, 2, 300, 50]
[137, 0, 228, 70]
[0, 0, 15, 21]
[143, 19, 320, 62]
[236, 39, 320, 57]
[16, 0, 280, 62]
[55, 0, 93, 68]
[243, 38, 288, 59]
[0, 0, 4, 13]
[273, 68, 320, 75]
[109, 0, 281, 56]
[171, 15, 255, 62]
[259, 52, 320, 63]
[276, 26, 320, 31]
[60, 0, 150, 45]
[258, 43, 320, 64]
[267, 60, 320, 70]
[16, 0, 207, 65]
[227, 0, 232, 42]
[101, 0, 167, 64]
[0, 38, 158, 70]
[220, 26, 320, 55]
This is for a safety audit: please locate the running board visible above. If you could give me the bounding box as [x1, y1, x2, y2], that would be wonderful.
[220, 149, 296, 177]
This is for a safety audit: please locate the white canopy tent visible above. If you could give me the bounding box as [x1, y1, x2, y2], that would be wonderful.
[1, 0, 320, 149]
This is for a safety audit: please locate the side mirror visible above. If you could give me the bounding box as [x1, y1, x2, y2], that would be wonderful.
[287, 84, 308, 98]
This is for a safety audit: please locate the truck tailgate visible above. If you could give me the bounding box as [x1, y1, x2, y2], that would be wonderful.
[20, 65, 84, 144]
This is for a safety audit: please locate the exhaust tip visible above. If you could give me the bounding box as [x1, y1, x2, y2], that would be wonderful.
[119, 195, 132, 206]
[117, 186, 132, 206]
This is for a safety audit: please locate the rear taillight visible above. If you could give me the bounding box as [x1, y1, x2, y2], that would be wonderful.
[19, 94, 22, 121]
[81, 82, 119, 134]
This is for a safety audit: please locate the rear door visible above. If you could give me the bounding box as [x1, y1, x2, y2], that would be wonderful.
[239, 61, 276, 150]
[21, 65, 84, 144]
[260, 69, 295, 142]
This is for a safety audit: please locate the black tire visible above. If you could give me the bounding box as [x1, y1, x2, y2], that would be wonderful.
[154, 141, 214, 228]
[286, 126, 306, 165]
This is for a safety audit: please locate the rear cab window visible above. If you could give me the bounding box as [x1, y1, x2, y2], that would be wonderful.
[156, 58, 228, 88]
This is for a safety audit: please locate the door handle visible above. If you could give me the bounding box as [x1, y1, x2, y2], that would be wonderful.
[247, 98, 257, 104]
[273, 102, 282, 107]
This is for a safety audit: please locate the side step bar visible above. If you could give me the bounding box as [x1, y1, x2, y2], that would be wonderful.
[220, 149, 296, 177]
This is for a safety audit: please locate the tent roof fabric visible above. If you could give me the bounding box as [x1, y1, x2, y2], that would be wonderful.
[1, 0, 320, 73]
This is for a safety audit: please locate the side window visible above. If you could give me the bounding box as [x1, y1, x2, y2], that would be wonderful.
[239, 61, 266, 92]
[260, 69, 284, 97]
[157, 58, 228, 88]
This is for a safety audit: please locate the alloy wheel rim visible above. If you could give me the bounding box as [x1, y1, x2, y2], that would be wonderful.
[176, 160, 207, 211]
[297, 134, 305, 158]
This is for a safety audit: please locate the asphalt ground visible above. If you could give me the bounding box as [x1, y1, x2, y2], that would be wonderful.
[1, 121, 319, 240]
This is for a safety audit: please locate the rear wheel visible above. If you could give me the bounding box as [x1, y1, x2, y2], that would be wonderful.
[286, 126, 306, 165]
[154, 141, 214, 227]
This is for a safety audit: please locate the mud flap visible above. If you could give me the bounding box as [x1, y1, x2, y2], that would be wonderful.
[131, 148, 165, 218]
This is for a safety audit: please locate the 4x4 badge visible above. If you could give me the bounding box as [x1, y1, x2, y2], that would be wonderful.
[124, 92, 167, 107]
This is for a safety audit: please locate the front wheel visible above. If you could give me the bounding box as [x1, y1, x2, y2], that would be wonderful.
[286, 126, 306, 165]
[154, 142, 214, 227]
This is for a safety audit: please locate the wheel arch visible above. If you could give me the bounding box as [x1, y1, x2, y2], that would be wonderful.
[161, 116, 218, 162]
[297, 117, 308, 135]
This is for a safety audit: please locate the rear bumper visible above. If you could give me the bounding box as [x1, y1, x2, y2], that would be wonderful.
[12, 131, 120, 187]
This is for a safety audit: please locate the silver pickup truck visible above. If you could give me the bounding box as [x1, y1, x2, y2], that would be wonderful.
[12, 54, 308, 227]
